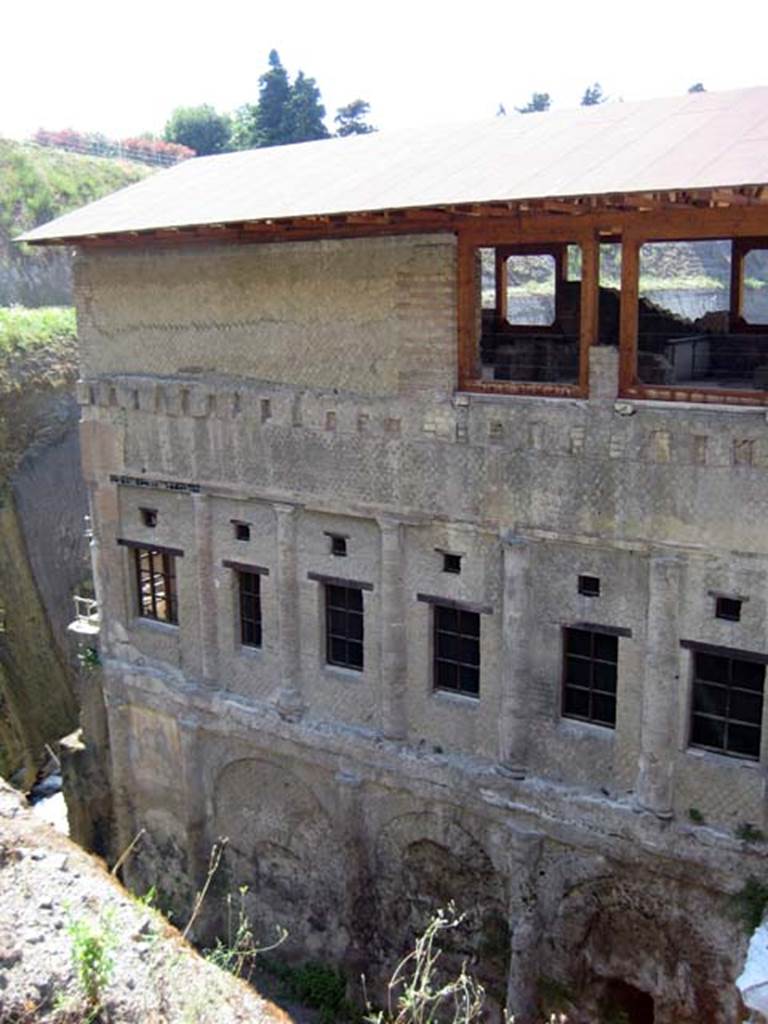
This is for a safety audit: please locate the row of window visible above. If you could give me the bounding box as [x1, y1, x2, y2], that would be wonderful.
[129, 545, 766, 762]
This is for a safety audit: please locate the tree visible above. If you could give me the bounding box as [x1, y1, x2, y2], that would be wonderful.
[232, 49, 293, 149]
[231, 51, 332, 149]
[164, 105, 232, 156]
[515, 92, 551, 114]
[688, 82, 706, 93]
[334, 99, 375, 136]
[581, 83, 606, 106]
[284, 71, 330, 143]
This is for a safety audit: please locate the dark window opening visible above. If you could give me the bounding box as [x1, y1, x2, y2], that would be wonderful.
[140, 507, 158, 528]
[578, 574, 601, 597]
[237, 570, 261, 648]
[325, 584, 363, 670]
[233, 521, 251, 542]
[562, 626, 617, 727]
[443, 553, 462, 575]
[635, 238, 768, 393]
[329, 534, 347, 557]
[433, 604, 480, 698]
[475, 242, 582, 386]
[134, 547, 177, 624]
[690, 649, 764, 760]
[716, 596, 742, 622]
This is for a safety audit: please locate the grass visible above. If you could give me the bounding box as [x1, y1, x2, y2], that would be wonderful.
[0, 306, 76, 355]
[0, 138, 150, 240]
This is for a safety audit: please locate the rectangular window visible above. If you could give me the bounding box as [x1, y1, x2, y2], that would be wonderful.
[624, 237, 768, 403]
[434, 604, 480, 697]
[325, 584, 363, 671]
[562, 627, 618, 727]
[690, 650, 764, 760]
[472, 243, 583, 389]
[134, 547, 177, 624]
[237, 570, 262, 648]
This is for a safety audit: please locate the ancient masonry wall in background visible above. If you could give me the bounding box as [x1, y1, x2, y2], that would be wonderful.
[74, 234, 768, 1022]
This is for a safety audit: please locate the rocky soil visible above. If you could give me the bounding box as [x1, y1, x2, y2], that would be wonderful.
[0, 780, 292, 1023]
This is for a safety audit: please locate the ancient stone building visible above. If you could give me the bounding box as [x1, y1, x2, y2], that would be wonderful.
[21, 88, 768, 1022]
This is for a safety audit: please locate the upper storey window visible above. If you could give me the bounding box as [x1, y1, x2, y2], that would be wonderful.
[621, 236, 768, 405]
[464, 241, 586, 395]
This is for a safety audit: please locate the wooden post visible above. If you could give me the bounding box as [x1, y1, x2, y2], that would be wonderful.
[619, 233, 640, 394]
[579, 232, 600, 395]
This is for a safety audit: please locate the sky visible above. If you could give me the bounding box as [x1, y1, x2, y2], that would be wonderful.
[2, 0, 767, 142]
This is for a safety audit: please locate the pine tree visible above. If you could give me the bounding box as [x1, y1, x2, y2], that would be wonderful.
[515, 92, 551, 114]
[581, 83, 606, 106]
[283, 71, 330, 143]
[254, 49, 292, 146]
[334, 99, 375, 136]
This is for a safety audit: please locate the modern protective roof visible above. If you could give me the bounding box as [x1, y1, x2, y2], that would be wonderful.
[19, 87, 768, 244]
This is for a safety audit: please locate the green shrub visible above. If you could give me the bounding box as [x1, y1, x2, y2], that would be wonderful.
[731, 877, 768, 932]
[68, 909, 117, 1010]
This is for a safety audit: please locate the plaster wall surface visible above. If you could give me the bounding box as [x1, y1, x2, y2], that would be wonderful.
[75, 232, 768, 1021]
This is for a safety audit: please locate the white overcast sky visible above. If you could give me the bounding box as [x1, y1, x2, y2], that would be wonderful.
[2, 0, 767, 141]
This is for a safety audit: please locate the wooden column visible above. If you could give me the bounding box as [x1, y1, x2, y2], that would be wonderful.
[273, 502, 304, 719]
[618, 233, 640, 394]
[635, 554, 682, 818]
[378, 516, 407, 740]
[498, 533, 532, 777]
[579, 231, 600, 394]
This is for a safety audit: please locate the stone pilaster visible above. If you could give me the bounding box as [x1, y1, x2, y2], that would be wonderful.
[635, 554, 683, 818]
[191, 492, 218, 685]
[498, 533, 532, 777]
[90, 481, 127, 658]
[378, 516, 407, 740]
[273, 502, 304, 718]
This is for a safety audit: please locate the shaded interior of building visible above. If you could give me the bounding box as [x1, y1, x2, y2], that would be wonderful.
[478, 240, 768, 389]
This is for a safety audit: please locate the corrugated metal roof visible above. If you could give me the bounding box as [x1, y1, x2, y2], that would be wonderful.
[18, 87, 768, 244]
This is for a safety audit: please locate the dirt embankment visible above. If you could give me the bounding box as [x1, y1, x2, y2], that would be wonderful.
[0, 779, 292, 1023]
[0, 332, 87, 785]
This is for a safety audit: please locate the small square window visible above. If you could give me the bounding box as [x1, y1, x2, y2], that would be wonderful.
[325, 583, 363, 670]
[716, 597, 742, 622]
[562, 626, 618, 727]
[233, 522, 251, 542]
[329, 534, 347, 557]
[443, 553, 462, 575]
[140, 508, 158, 528]
[433, 604, 480, 698]
[578, 575, 600, 597]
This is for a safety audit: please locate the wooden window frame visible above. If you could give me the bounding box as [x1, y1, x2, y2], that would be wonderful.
[325, 583, 364, 672]
[432, 603, 481, 698]
[561, 626, 618, 729]
[236, 569, 262, 648]
[619, 227, 768, 407]
[687, 647, 765, 761]
[457, 231, 599, 398]
[133, 546, 178, 625]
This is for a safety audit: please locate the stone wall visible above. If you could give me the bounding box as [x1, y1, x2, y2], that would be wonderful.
[75, 233, 768, 1021]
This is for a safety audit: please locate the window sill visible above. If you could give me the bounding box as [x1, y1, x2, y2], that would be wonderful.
[323, 664, 364, 683]
[432, 688, 480, 708]
[684, 746, 761, 770]
[132, 617, 178, 635]
[557, 717, 615, 739]
[237, 644, 264, 660]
